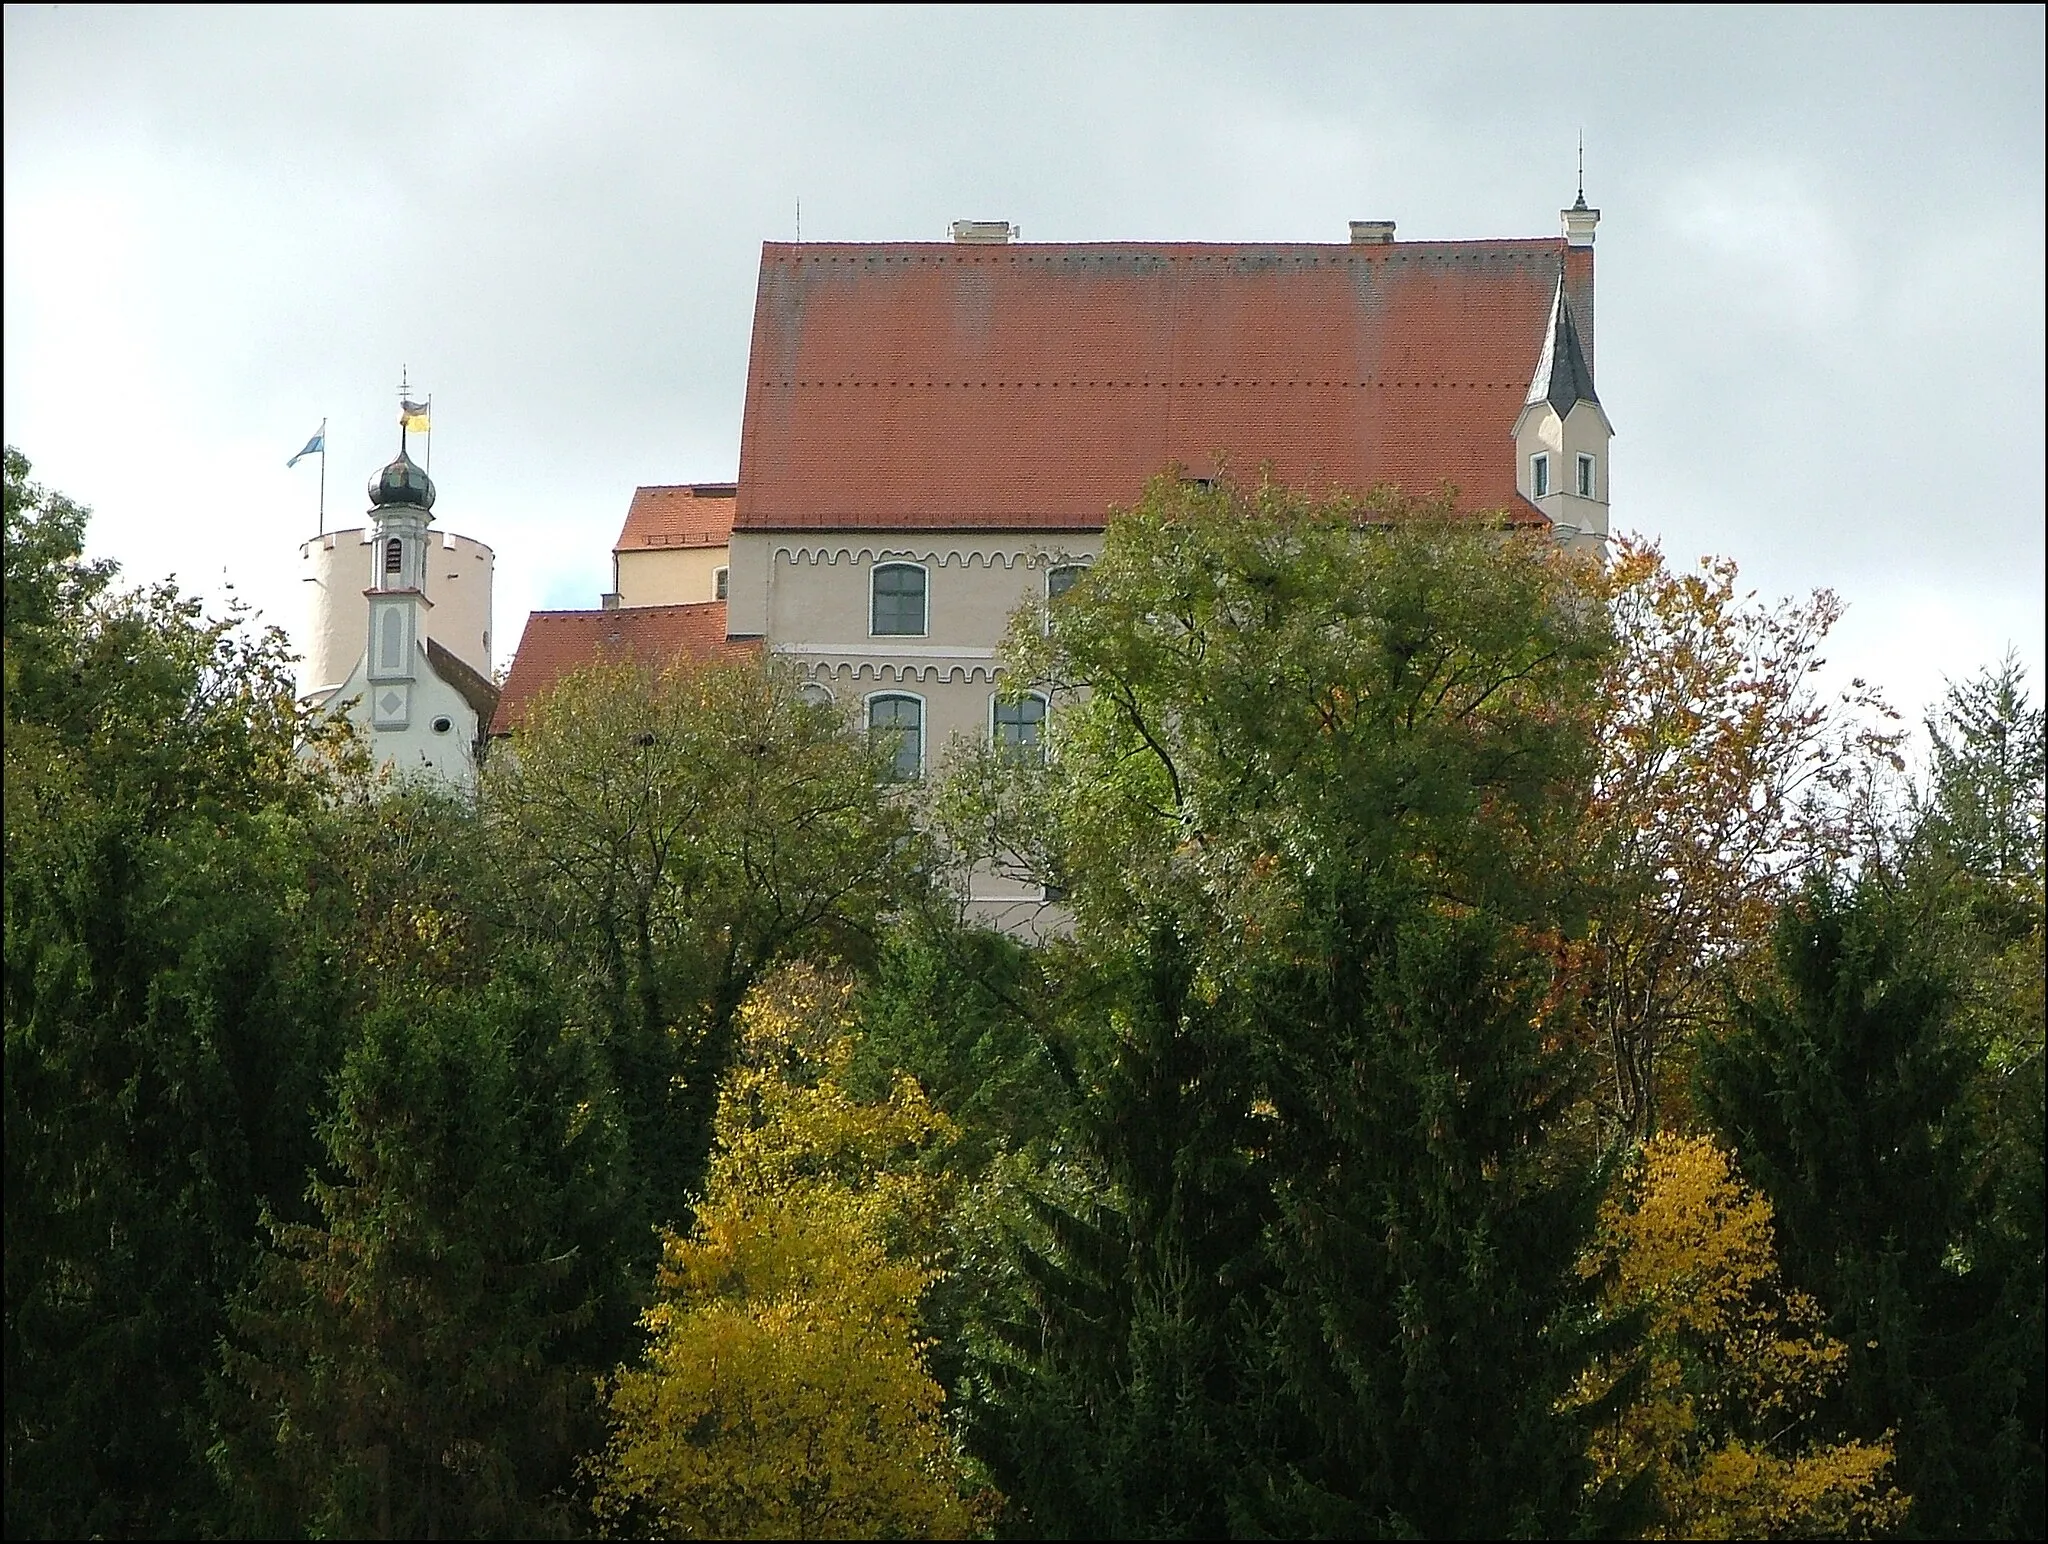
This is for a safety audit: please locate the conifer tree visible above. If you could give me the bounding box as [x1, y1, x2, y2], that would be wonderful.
[4, 448, 343, 1536]
[218, 970, 632, 1539]
[950, 473, 1619, 1535]
[1699, 873, 2042, 1536]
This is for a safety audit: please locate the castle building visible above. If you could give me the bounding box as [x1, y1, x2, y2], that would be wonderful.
[305, 445, 500, 788]
[496, 197, 1608, 924]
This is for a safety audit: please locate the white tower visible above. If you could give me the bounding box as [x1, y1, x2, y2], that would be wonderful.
[321, 437, 501, 789]
[1514, 267, 1613, 553]
[364, 446, 435, 732]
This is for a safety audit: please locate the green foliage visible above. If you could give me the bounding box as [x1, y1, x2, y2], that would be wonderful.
[950, 474, 1620, 1536]
[1913, 651, 2045, 888]
[481, 659, 922, 1246]
[7, 443, 2039, 1539]
[1700, 870, 2044, 1536]
[218, 969, 630, 1538]
[848, 921, 1072, 1168]
[4, 447, 345, 1536]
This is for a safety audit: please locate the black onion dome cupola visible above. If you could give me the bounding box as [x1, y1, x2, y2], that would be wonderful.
[369, 449, 436, 510]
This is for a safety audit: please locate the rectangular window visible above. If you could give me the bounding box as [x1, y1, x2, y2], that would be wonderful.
[871, 563, 928, 636]
[714, 566, 729, 601]
[1531, 453, 1550, 499]
[992, 693, 1047, 765]
[1577, 453, 1596, 498]
[867, 694, 923, 781]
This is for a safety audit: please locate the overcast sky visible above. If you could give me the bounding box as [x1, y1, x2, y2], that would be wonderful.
[6, 4, 2043, 732]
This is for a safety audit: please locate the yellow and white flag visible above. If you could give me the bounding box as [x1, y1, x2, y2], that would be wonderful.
[399, 399, 431, 434]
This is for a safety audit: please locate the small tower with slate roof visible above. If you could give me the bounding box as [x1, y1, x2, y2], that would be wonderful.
[1514, 238, 1613, 552]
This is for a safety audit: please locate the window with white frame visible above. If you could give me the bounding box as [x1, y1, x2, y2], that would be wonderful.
[871, 562, 927, 636]
[714, 565, 729, 601]
[867, 694, 923, 781]
[1531, 453, 1550, 499]
[1576, 453, 1596, 499]
[992, 691, 1048, 765]
[1046, 564, 1085, 602]
[797, 681, 834, 709]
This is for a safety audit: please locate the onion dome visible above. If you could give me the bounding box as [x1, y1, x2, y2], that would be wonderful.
[369, 449, 436, 510]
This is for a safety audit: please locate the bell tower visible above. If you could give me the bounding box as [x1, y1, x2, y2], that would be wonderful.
[362, 436, 436, 732]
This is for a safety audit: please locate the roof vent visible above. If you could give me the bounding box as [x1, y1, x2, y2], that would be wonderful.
[951, 220, 1015, 244]
[1349, 220, 1396, 245]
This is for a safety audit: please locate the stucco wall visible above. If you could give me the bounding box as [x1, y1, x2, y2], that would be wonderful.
[616, 545, 728, 609]
[732, 530, 1100, 932]
[300, 525, 495, 693]
[328, 638, 487, 792]
[1514, 397, 1612, 551]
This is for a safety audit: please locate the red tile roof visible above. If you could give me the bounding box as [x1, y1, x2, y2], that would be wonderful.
[734, 239, 1592, 531]
[613, 484, 738, 553]
[490, 602, 754, 734]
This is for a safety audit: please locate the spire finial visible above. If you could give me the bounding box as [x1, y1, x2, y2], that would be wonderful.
[1574, 133, 1588, 211]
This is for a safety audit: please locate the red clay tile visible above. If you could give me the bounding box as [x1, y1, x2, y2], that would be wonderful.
[490, 602, 753, 734]
[613, 484, 738, 553]
[734, 239, 1590, 531]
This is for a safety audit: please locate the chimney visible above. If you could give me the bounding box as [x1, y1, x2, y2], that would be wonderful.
[1348, 220, 1396, 245]
[950, 220, 1015, 244]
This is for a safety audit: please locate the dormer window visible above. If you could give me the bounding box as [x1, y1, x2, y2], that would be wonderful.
[1531, 453, 1550, 499]
[1577, 453, 1596, 499]
[385, 538, 403, 575]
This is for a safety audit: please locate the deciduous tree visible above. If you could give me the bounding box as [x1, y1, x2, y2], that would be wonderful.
[1581, 540, 1902, 1135]
[1575, 1133, 1906, 1539]
[481, 659, 921, 1238]
[949, 474, 1619, 1536]
[590, 966, 989, 1539]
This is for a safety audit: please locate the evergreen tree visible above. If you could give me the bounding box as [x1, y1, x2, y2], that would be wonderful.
[1247, 896, 1608, 1538]
[1699, 873, 2042, 1536]
[951, 474, 1619, 1536]
[218, 967, 632, 1539]
[1915, 651, 2045, 888]
[4, 448, 344, 1536]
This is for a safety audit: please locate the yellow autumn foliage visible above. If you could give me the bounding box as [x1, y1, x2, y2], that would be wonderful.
[590, 965, 993, 1539]
[1577, 1134, 1907, 1539]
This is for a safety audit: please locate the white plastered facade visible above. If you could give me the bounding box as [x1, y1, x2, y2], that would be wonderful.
[730, 528, 1097, 932]
[1514, 396, 1613, 555]
[300, 525, 495, 694]
[316, 490, 494, 795]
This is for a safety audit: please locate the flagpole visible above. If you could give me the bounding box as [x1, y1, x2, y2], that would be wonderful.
[423, 395, 432, 478]
[317, 416, 327, 536]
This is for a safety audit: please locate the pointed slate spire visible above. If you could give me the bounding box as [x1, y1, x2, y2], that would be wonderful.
[1525, 271, 1599, 420]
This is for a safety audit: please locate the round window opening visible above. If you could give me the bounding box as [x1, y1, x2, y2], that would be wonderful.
[431, 716, 453, 735]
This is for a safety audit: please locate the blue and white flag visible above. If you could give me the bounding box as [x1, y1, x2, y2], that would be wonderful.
[287, 428, 325, 468]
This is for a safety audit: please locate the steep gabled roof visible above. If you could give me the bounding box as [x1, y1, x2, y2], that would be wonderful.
[735, 238, 1592, 531]
[424, 636, 500, 730]
[1525, 272, 1602, 421]
[489, 602, 753, 734]
[613, 484, 737, 553]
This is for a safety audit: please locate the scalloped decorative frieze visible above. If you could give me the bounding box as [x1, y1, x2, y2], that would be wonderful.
[771, 542, 1094, 570]
[775, 652, 1006, 686]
